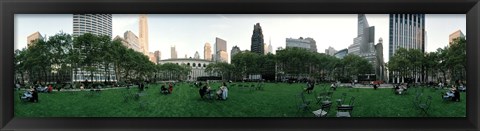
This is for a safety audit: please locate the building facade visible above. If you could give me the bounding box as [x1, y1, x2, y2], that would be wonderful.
[204, 42, 212, 61]
[215, 37, 227, 62]
[286, 37, 317, 52]
[73, 14, 112, 37]
[251, 23, 265, 55]
[158, 58, 214, 81]
[27, 31, 44, 47]
[389, 14, 426, 83]
[72, 14, 115, 83]
[325, 46, 337, 56]
[449, 30, 465, 45]
[113, 31, 142, 53]
[389, 14, 425, 59]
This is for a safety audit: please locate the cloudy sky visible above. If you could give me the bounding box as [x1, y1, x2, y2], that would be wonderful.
[15, 14, 466, 62]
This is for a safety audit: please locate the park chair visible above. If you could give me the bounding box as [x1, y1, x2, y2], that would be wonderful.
[296, 92, 311, 115]
[339, 96, 355, 108]
[313, 101, 332, 117]
[417, 96, 432, 116]
[336, 93, 347, 106]
[316, 92, 327, 104]
[336, 104, 354, 117]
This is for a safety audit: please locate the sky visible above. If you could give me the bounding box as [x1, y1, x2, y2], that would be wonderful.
[15, 14, 466, 62]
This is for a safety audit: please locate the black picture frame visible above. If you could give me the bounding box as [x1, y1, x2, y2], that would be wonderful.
[1, 0, 479, 130]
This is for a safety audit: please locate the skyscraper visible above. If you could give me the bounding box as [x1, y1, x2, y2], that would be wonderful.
[231, 46, 241, 61]
[375, 38, 385, 81]
[215, 37, 227, 62]
[348, 14, 375, 56]
[171, 46, 177, 59]
[139, 14, 149, 56]
[449, 30, 465, 45]
[27, 31, 43, 47]
[72, 14, 115, 83]
[154, 50, 161, 63]
[73, 14, 112, 37]
[389, 14, 426, 83]
[194, 51, 200, 59]
[389, 14, 425, 59]
[268, 41, 273, 54]
[204, 43, 212, 61]
[251, 23, 264, 55]
[113, 31, 142, 53]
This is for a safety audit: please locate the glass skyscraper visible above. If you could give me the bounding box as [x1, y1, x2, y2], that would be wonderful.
[388, 14, 425, 59]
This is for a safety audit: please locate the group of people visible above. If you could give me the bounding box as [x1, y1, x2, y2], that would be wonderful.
[20, 86, 40, 103]
[442, 85, 461, 102]
[160, 83, 174, 95]
[394, 83, 408, 94]
[199, 82, 228, 100]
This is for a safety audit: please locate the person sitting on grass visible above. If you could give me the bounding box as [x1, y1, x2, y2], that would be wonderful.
[48, 84, 53, 93]
[30, 87, 38, 103]
[303, 81, 314, 93]
[216, 87, 223, 100]
[443, 85, 460, 102]
[220, 82, 228, 100]
[330, 82, 337, 91]
[161, 83, 169, 94]
[168, 83, 173, 94]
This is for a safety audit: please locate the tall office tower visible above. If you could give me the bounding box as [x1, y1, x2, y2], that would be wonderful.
[27, 31, 43, 47]
[389, 14, 425, 59]
[449, 30, 465, 45]
[139, 14, 149, 56]
[251, 23, 265, 55]
[171, 46, 177, 59]
[72, 14, 114, 83]
[215, 37, 227, 62]
[218, 51, 229, 63]
[375, 38, 385, 81]
[194, 51, 200, 59]
[264, 43, 268, 55]
[389, 14, 425, 83]
[113, 31, 142, 53]
[204, 43, 212, 61]
[154, 50, 161, 63]
[268, 40, 273, 54]
[73, 14, 112, 37]
[348, 14, 375, 56]
[231, 46, 241, 61]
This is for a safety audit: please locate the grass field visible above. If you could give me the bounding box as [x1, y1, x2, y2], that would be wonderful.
[14, 82, 466, 117]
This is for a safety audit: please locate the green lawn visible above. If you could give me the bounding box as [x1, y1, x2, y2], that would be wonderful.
[14, 83, 466, 117]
